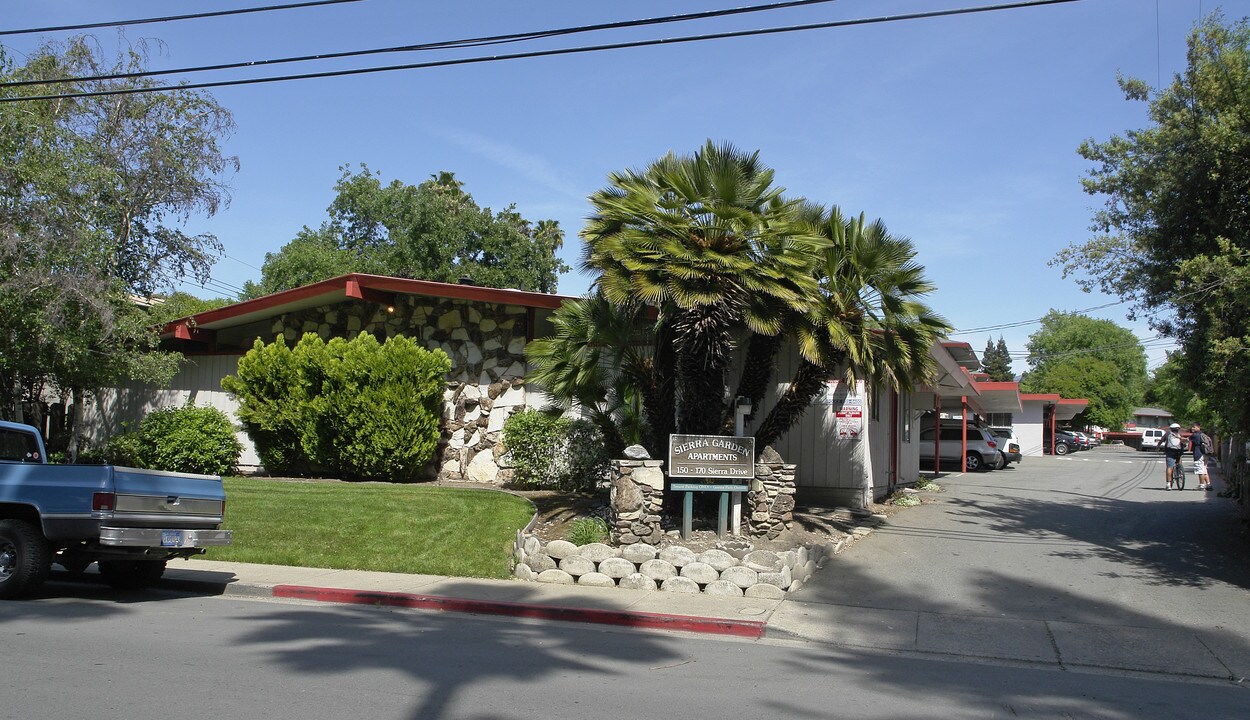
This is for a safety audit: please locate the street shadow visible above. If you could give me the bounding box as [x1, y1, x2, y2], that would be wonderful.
[225, 581, 686, 720]
[942, 491, 1250, 590]
[0, 568, 225, 623]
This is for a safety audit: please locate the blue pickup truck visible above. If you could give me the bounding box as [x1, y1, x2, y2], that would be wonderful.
[0, 420, 232, 599]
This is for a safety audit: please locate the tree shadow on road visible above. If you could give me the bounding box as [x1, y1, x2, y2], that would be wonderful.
[224, 582, 688, 720]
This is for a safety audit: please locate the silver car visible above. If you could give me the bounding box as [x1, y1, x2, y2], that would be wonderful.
[919, 425, 1004, 472]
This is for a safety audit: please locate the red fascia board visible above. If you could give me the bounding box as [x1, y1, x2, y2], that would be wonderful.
[161, 273, 575, 336]
[976, 381, 1019, 391]
[942, 340, 973, 350]
[160, 274, 350, 335]
[1059, 398, 1089, 408]
[352, 274, 572, 309]
[1019, 393, 1061, 403]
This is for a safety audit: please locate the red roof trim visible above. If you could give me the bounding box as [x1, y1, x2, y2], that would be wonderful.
[161, 273, 576, 335]
[1019, 393, 1061, 402]
[975, 381, 1019, 391]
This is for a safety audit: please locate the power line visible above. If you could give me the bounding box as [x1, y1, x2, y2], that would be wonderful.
[1, 0, 847, 88]
[951, 299, 1127, 335]
[0, 0, 368, 37]
[0, 0, 1084, 104]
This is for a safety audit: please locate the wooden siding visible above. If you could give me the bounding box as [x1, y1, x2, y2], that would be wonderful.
[82, 355, 260, 469]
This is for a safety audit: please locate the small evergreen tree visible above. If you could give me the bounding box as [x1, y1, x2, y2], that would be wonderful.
[982, 336, 1014, 381]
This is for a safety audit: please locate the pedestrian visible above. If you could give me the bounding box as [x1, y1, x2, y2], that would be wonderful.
[1161, 422, 1185, 490]
[1189, 423, 1213, 491]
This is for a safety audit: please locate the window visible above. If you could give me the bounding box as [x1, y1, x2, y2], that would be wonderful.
[0, 429, 42, 463]
[986, 412, 1013, 427]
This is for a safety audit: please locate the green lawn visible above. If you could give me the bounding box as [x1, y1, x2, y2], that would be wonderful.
[204, 477, 535, 579]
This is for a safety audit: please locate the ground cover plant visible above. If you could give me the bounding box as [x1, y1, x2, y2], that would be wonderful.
[205, 478, 534, 578]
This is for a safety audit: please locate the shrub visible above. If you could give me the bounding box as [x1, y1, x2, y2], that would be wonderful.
[135, 404, 243, 476]
[566, 517, 610, 545]
[221, 336, 319, 475]
[313, 334, 449, 481]
[222, 332, 450, 480]
[102, 430, 145, 467]
[502, 409, 609, 491]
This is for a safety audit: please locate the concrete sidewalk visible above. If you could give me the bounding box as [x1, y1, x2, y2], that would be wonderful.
[156, 557, 1249, 683]
[161, 558, 784, 638]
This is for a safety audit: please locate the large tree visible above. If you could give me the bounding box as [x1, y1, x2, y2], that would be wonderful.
[242, 167, 568, 298]
[0, 37, 237, 449]
[1053, 13, 1250, 433]
[1018, 311, 1147, 429]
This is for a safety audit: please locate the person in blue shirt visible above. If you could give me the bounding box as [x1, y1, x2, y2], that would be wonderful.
[1189, 423, 1212, 491]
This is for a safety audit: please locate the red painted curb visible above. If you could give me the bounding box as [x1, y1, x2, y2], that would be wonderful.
[272, 585, 766, 639]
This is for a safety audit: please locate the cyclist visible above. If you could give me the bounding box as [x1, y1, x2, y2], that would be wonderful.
[1161, 422, 1185, 490]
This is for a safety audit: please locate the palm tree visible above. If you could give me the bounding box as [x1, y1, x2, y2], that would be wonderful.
[523, 293, 651, 456]
[753, 208, 951, 449]
[581, 141, 826, 439]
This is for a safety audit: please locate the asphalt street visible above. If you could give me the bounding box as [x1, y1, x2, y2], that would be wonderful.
[773, 445, 1250, 682]
[3, 587, 1248, 720]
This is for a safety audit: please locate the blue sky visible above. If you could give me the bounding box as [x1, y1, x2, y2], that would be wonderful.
[5, 0, 1246, 375]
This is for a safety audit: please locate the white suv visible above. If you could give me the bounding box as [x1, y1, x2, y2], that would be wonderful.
[989, 427, 1022, 467]
[1140, 428, 1165, 451]
[919, 425, 1004, 472]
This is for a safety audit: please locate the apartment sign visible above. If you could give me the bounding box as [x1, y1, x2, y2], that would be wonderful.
[668, 434, 755, 479]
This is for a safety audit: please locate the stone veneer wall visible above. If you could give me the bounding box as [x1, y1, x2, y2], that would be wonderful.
[608, 459, 666, 545]
[264, 294, 531, 483]
[608, 451, 797, 541]
[746, 460, 797, 539]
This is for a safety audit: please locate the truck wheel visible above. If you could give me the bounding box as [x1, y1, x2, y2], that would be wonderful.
[0, 519, 52, 600]
[98, 559, 167, 590]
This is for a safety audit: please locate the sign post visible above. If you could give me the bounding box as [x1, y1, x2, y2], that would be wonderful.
[668, 434, 755, 539]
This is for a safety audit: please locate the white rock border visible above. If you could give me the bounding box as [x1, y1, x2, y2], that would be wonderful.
[512, 532, 853, 595]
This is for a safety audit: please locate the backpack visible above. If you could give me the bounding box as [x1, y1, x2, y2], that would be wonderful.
[1165, 432, 1182, 450]
[1201, 434, 1214, 455]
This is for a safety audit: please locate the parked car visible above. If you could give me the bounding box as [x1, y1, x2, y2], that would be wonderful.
[1070, 431, 1093, 450]
[0, 420, 232, 599]
[919, 425, 1004, 472]
[989, 426, 1022, 468]
[1139, 428, 1166, 451]
[1043, 429, 1080, 455]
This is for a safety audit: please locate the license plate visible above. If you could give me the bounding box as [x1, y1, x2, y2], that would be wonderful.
[161, 530, 184, 547]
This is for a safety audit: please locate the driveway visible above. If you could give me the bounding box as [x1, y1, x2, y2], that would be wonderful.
[768, 446, 1250, 682]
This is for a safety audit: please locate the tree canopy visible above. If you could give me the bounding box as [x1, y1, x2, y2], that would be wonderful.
[242, 166, 569, 299]
[1018, 311, 1147, 429]
[0, 37, 237, 442]
[1053, 13, 1250, 433]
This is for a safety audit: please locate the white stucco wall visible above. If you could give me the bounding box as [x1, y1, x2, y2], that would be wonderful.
[1016, 401, 1047, 456]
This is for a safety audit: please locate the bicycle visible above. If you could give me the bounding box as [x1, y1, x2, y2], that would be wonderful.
[1171, 456, 1186, 491]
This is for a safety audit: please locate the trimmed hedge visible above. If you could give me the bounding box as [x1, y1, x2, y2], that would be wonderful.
[222, 332, 451, 481]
